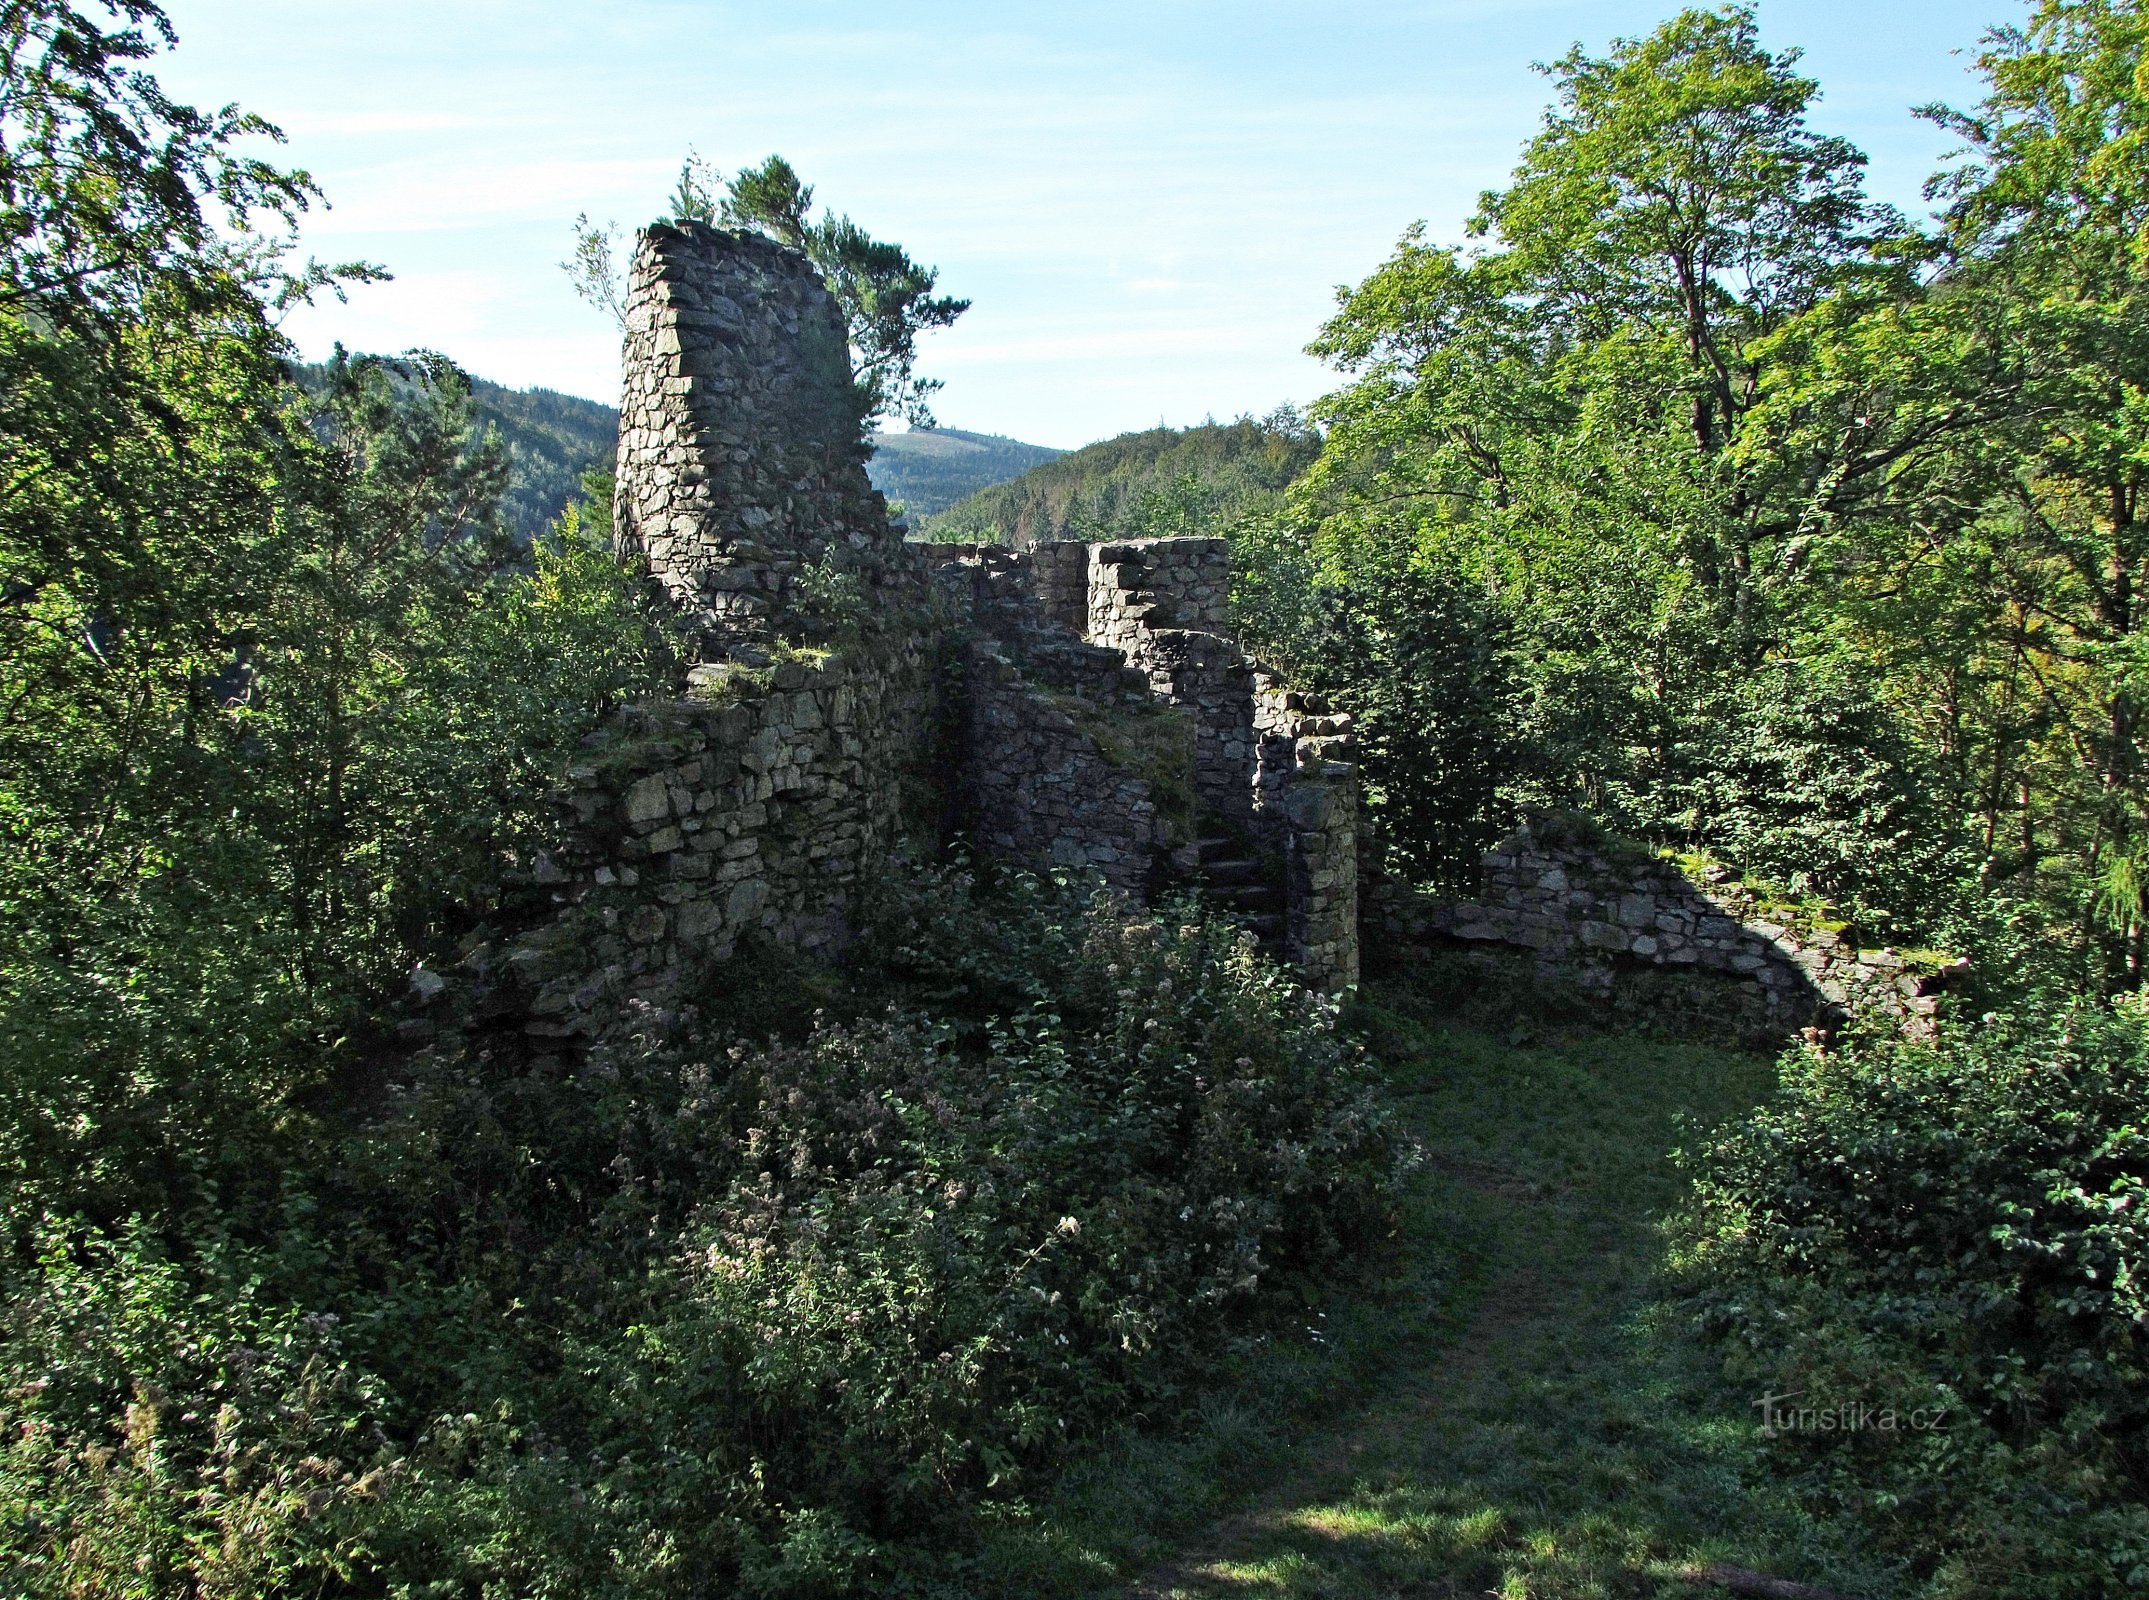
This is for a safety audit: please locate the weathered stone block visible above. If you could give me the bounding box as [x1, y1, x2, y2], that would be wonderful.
[625, 774, 671, 825]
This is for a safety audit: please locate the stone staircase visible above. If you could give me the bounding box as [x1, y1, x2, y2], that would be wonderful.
[1190, 833, 1285, 948]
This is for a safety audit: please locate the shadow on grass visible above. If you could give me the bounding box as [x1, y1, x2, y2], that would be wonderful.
[951, 982, 1909, 1600]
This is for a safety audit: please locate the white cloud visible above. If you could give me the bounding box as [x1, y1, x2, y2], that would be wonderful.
[157, 0, 1992, 446]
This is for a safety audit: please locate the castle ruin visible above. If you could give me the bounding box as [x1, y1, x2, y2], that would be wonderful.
[488, 222, 1358, 1045]
[468, 223, 1949, 1047]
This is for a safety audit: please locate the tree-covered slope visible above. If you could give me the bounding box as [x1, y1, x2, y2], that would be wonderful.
[864, 426, 1062, 517]
[291, 364, 620, 542]
[467, 377, 618, 540]
[923, 414, 1318, 545]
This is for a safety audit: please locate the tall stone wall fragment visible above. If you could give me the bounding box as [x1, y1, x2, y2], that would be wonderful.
[612, 222, 909, 657]
[1067, 534, 1359, 991]
[486, 224, 944, 1028]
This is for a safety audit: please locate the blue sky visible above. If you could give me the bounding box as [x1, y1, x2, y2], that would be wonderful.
[157, 1, 2001, 449]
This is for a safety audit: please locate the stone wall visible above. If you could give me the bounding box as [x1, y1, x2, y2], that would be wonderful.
[1045, 535, 1359, 992]
[1251, 678, 1361, 992]
[493, 646, 935, 1034]
[476, 219, 1970, 1040]
[1365, 815, 1963, 1041]
[612, 222, 911, 657]
[1030, 539, 1089, 637]
[1279, 764, 1359, 992]
[918, 543, 1191, 900]
[1086, 538, 1231, 652]
[482, 224, 946, 1030]
[1123, 627, 1257, 827]
[471, 225, 1363, 1026]
[960, 643, 1172, 896]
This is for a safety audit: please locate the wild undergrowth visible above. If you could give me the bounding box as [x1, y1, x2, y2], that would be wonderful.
[1677, 1001, 2149, 1598]
[971, 980, 1898, 1600]
[0, 866, 1402, 1597]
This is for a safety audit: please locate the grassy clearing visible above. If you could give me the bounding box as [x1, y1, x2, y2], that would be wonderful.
[957, 977, 1905, 1599]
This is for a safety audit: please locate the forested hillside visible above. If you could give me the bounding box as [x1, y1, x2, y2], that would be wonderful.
[866, 425, 1062, 515]
[467, 377, 618, 537]
[924, 413, 1318, 544]
[292, 363, 619, 541]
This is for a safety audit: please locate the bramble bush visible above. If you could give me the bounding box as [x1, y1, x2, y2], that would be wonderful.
[1675, 1001, 2149, 1598]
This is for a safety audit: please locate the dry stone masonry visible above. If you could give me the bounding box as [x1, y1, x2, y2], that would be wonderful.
[924, 534, 1362, 991]
[1364, 814, 1965, 1041]
[465, 221, 1364, 1042]
[613, 222, 913, 656]
[508, 653, 935, 1033]
[454, 220, 1947, 1044]
[960, 645, 1173, 896]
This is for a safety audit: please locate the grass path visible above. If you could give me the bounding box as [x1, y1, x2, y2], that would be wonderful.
[977, 981, 1903, 1599]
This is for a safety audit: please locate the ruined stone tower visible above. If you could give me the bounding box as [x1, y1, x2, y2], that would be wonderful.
[612, 221, 910, 657]
[482, 223, 1362, 1034]
[463, 222, 1957, 1042]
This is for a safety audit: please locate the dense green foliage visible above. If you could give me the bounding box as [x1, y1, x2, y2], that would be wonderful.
[0, 12, 1398, 1595]
[1187, 4, 2149, 1585]
[1, 865, 1400, 1596]
[0, 0, 678, 1257]
[1229, 3, 1932, 913]
[924, 414, 1317, 545]
[865, 425, 1062, 519]
[1215, 0, 2148, 986]
[1679, 1004, 2149, 1596]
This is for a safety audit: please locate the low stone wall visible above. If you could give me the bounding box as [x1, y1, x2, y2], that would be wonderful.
[1086, 538, 1231, 652]
[490, 645, 937, 1035]
[1365, 817, 1962, 1040]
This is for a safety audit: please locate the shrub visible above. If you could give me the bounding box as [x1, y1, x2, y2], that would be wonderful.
[1, 869, 1401, 1596]
[0, 1223, 394, 1599]
[1675, 1000, 2149, 1597]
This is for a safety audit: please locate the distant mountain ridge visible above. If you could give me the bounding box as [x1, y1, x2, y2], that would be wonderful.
[923, 416, 1319, 546]
[865, 427, 1064, 518]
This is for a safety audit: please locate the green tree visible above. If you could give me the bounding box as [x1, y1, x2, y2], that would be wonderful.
[0, 1, 677, 1226]
[565, 152, 968, 428]
[1295, 6, 1931, 908]
[1309, 4, 1895, 633]
[721, 153, 969, 426]
[1750, 0, 2149, 978]
[0, 0, 364, 1229]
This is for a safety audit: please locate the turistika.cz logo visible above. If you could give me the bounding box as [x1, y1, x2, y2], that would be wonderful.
[1754, 1390, 1949, 1437]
